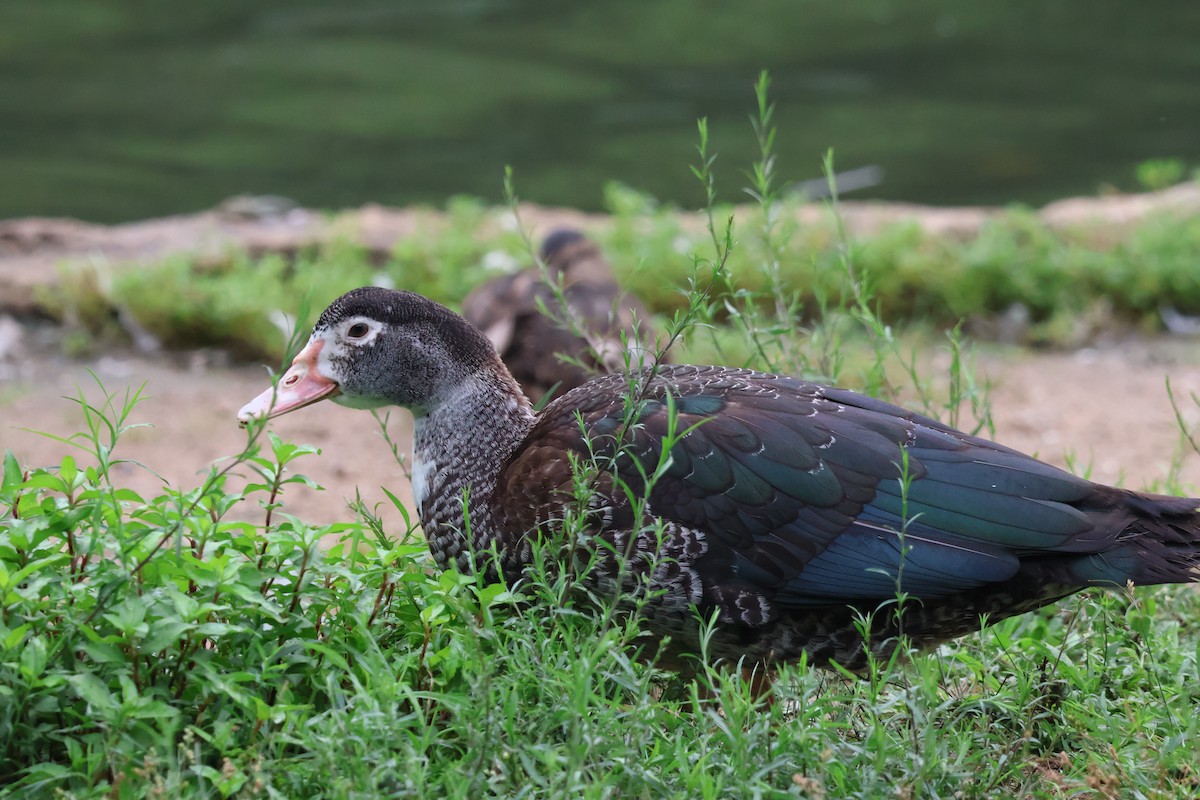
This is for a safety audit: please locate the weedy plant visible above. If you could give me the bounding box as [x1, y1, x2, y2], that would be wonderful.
[4, 73, 1200, 798]
[1136, 159, 1188, 193]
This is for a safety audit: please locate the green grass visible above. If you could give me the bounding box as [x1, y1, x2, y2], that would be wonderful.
[6, 76, 1200, 798]
[4, 382, 1200, 799]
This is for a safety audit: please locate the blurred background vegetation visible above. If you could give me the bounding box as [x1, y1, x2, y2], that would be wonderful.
[4, 0, 1199, 223]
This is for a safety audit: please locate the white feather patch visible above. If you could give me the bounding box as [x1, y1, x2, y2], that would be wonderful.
[410, 455, 434, 515]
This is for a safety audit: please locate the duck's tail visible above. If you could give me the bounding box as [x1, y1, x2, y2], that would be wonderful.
[1069, 490, 1200, 587]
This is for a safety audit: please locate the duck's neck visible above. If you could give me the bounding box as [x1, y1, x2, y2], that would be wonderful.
[410, 370, 536, 573]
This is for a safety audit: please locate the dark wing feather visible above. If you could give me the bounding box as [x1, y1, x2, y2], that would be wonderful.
[495, 365, 1127, 606]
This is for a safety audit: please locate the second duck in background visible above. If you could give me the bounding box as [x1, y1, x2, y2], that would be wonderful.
[461, 229, 664, 405]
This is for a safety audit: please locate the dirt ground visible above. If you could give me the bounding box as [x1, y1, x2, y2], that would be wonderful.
[4, 331, 1200, 535]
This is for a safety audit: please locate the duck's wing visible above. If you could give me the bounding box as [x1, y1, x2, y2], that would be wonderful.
[495, 365, 1145, 606]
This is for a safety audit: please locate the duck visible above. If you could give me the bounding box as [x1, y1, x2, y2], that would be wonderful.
[460, 228, 661, 404]
[238, 286, 1200, 671]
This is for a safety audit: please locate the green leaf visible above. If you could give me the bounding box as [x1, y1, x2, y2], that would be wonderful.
[22, 472, 67, 493]
[15, 491, 40, 518]
[3, 623, 31, 650]
[420, 601, 447, 624]
[2, 553, 70, 593]
[381, 487, 414, 528]
[476, 583, 517, 608]
[217, 770, 249, 798]
[140, 620, 192, 653]
[59, 455, 77, 486]
[20, 762, 72, 781]
[281, 474, 323, 489]
[109, 487, 145, 503]
[19, 635, 48, 680]
[302, 641, 353, 672]
[1, 450, 22, 497]
[101, 596, 148, 636]
[67, 672, 118, 715]
[196, 765, 225, 786]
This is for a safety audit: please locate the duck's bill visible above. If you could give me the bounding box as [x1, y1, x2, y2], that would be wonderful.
[237, 362, 341, 425]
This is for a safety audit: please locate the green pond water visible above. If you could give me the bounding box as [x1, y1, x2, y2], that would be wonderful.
[4, 0, 1199, 223]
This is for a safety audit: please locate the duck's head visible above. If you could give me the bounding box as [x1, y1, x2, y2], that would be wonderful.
[237, 287, 502, 424]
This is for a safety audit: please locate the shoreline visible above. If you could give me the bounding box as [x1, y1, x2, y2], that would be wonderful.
[3, 183, 1199, 315]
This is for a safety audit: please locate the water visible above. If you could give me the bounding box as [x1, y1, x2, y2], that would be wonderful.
[4, 0, 1198, 223]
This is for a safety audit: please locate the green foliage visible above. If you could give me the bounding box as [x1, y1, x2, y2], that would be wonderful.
[1136, 158, 1188, 192]
[4, 389, 1200, 798]
[39, 188, 1200, 362]
[5, 383, 1200, 798]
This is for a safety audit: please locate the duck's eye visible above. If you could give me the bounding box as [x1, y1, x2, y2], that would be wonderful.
[347, 322, 370, 339]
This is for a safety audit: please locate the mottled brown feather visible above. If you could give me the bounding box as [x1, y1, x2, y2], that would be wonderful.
[462, 229, 662, 404]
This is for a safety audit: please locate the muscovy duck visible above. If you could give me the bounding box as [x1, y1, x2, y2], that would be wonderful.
[461, 229, 660, 404]
[238, 287, 1200, 670]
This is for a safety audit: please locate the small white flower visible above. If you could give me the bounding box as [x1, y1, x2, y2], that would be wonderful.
[481, 250, 520, 273]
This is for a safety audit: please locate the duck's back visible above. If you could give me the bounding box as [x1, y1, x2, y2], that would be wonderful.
[491, 364, 1200, 665]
